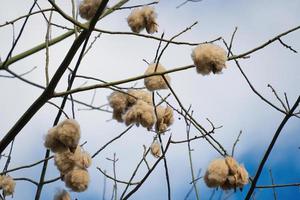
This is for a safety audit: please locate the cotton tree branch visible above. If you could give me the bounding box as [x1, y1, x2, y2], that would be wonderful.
[14, 177, 39, 186]
[53, 64, 195, 97]
[268, 168, 278, 200]
[267, 84, 289, 112]
[156, 92, 226, 155]
[256, 182, 300, 189]
[231, 130, 242, 157]
[92, 125, 134, 158]
[245, 96, 300, 200]
[97, 166, 139, 185]
[0, 0, 109, 156]
[1, 156, 53, 175]
[116, 1, 159, 10]
[278, 38, 297, 53]
[151, 22, 200, 200]
[162, 75, 228, 156]
[1, 0, 38, 68]
[0, 0, 130, 70]
[120, 147, 151, 199]
[170, 132, 215, 144]
[34, 1, 110, 199]
[223, 40, 287, 114]
[228, 25, 300, 60]
[0, 8, 55, 28]
[184, 111, 200, 200]
[122, 137, 172, 200]
[176, 0, 203, 9]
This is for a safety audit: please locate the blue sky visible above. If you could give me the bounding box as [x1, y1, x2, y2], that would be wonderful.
[0, 0, 300, 199]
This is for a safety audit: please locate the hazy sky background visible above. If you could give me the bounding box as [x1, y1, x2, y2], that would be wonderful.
[0, 0, 300, 199]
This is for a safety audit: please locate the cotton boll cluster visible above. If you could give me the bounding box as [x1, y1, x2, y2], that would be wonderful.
[127, 90, 153, 105]
[79, 0, 103, 20]
[108, 91, 130, 122]
[0, 175, 16, 196]
[127, 6, 158, 34]
[108, 90, 153, 123]
[191, 44, 227, 75]
[150, 140, 161, 158]
[44, 119, 81, 153]
[155, 106, 174, 133]
[44, 128, 68, 153]
[55, 147, 91, 191]
[54, 190, 71, 200]
[204, 159, 228, 187]
[144, 63, 170, 91]
[204, 157, 249, 190]
[44, 119, 92, 192]
[108, 89, 174, 131]
[142, 6, 158, 34]
[54, 146, 92, 175]
[64, 168, 90, 192]
[124, 100, 156, 130]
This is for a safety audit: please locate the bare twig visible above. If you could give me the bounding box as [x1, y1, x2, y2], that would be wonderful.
[120, 147, 150, 199]
[256, 182, 300, 189]
[184, 110, 200, 200]
[92, 125, 133, 158]
[0, 8, 55, 28]
[223, 40, 286, 114]
[229, 25, 300, 60]
[176, 0, 203, 9]
[122, 137, 172, 200]
[278, 38, 297, 53]
[245, 96, 300, 199]
[96, 167, 139, 185]
[231, 130, 242, 157]
[14, 177, 38, 186]
[1, 156, 53, 175]
[227, 27, 238, 57]
[2, 0, 38, 68]
[267, 84, 288, 112]
[46, 101, 70, 119]
[269, 168, 277, 200]
[117, 1, 159, 10]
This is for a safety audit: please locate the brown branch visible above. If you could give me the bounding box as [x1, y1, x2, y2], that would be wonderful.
[1, 156, 53, 175]
[92, 125, 133, 158]
[97, 166, 139, 185]
[122, 137, 172, 200]
[256, 182, 300, 189]
[53, 65, 196, 97]
[223, 40, 287, 114]
[116, 1, 159, 10]
[245, 96, 300, 199]
[228, 25, 300, 60]
[0, 8, 55, 28]
[14, 177, 38, 186]
[267, 84, 288, 112]
[278, 38, 297, 53]
[120, 147, 150, 199]
[269, 168, 277, 200]
[231, 130, 242, 157]
[0, 0, 109, 155]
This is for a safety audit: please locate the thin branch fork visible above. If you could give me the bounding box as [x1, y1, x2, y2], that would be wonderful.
[97, 166, 140, 185]
[122, 136, 172, 200]
[0, 0, 109, 155]
[0, 8, 55, 28]
[228, 25, 300, 60]
[245, 96, 300, 200]
[223, 40, 287, 114]
[0, 0, 130, 70]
